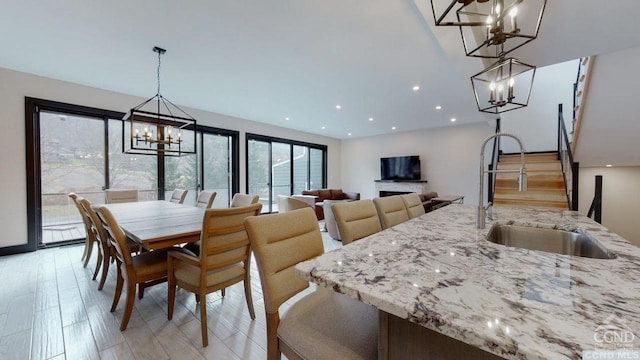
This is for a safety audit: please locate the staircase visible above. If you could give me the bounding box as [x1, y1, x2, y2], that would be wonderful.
[493, 152, 569, 210]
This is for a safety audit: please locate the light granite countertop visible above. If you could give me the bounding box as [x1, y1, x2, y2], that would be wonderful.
[295, 204, 640, 359]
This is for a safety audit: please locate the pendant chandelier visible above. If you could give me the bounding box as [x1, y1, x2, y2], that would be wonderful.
[457, 0, 546, 58]
[431, 0, 546, 114]
[122, 46, 196, 156]
[471, 57, 536, 114]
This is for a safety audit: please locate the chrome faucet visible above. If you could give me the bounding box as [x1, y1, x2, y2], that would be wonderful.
[477, 133, 527, 229]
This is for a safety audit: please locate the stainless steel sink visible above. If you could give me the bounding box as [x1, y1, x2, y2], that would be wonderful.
[486, 224, 616, 259]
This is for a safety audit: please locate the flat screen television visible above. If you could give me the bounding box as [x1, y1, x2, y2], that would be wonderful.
[380, 155, 421, 180]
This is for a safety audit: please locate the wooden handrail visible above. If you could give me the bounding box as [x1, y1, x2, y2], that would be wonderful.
[571, 56, 596, 154]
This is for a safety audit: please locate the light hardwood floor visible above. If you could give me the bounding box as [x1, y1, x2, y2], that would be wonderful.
[0, 230, 342, 359]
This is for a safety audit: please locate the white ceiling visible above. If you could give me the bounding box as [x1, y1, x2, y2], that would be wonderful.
[1, 0, 640, 140]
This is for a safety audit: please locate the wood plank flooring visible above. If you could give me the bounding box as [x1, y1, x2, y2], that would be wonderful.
[0, 230, 342, 359]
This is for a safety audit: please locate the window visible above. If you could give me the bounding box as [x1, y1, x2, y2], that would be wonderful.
[246, 133, 326, 213]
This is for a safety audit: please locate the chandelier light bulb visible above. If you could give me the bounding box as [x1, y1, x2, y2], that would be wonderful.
[489, 81, 497, 103]
[486, 15, 494, 25]
[497, 83, 505, 102]
[509, 77, 515, 87]
[510, 6, 519, 32]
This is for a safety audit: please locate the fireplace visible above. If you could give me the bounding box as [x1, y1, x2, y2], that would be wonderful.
[374, 180, 429, 197]
[379, 191, 412, 197]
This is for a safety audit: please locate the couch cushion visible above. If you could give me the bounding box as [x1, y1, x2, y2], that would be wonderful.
[318, 189, 331, 201]
[302, 190, 319, 197]
[330, 189, 344, 199]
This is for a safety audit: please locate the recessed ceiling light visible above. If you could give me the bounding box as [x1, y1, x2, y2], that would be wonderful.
[392, 126, 397, 130]
[284, 117, 290, 121]
[606, 164, 613, 167]
[321, 126, 326, 129]
[335, 105, 342, 109]
[435, 105, 442, 110]
[412, 85, 420, 91]
[348, 133, 352, 136]
[450, 118, 456, 122]
[369, 117, 374, 121]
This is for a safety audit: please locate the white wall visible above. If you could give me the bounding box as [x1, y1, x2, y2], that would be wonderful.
[340, 122, 494, 205]
[0, 67, 341, 249]
[578, 166, 640, 246]
[501, 59, 578, 153]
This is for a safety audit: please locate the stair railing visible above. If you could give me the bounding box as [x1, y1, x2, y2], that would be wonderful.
[487, 118, 501, 204]
[571, 56, 595, 154]
[557, 104, 579, 210]
[587, 175, 602, 224]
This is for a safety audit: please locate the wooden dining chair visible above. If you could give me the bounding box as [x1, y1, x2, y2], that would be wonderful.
[401, 193, 426, 219]
[80, 198, 140, 290]
[195, 190, 217, 209]
[96, 205, 188, 331]
[105, 189, 138, 204]
[331, 199, 382, 245]
[244, 207, 378, 360]
[230, 193, 259, 207]
[373, 195, 410, 229]
[69, 193, 100, 270]
[167, 203, 262, 347]
[169, 189, 188, 204]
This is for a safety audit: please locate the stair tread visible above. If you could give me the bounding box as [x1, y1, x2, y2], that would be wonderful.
[493, 200, 569, 210]
[498, 162, 561, 169]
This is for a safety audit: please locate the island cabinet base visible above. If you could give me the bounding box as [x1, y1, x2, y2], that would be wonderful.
[378, 312, 505, 360]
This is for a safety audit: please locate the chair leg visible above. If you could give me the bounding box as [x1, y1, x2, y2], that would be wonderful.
[221, 288, 226, 297]
[81, 240, 88, 262]
[266, 312, 281, 360]
[111, 268, 124, 312]
[98, 250, 110, 291]
[92, 244, 103, 280]
[83, 236, 94, 268]
[200, 293, 208, 347]
[195, 294, 200, 303]
[167, 283, 176, 320]
[120, 281, 137, 331]
[244, 277, 256, 320]
[138, 283, 145, 299]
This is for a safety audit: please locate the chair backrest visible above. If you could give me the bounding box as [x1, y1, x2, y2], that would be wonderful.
[244, 207, 324, 315]
[96, 205, 134, 268]
[169, 189, 188, 204]
[401, 193, 426, 219]
[79, 198, 110, 253]
[331, 200, 382, 245]
[196, 191, 217, 209]
[69, 193, 92, 240]
[231, 193, 259, 207]
[199, 203, 262, 275]
[277, 195, 312, 213]
[105, 189, 138, 204]
[373, 195, 410, 229]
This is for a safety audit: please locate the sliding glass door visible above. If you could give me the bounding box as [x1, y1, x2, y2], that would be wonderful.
[200, 132, 234, 207]
[39, 111, 106, 245]
[247, 134, 327, 213]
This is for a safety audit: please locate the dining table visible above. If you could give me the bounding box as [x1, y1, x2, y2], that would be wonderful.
[101, 200, 205, 250]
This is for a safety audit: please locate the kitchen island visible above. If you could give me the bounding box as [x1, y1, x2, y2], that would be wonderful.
[295, 204, 640, 359]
